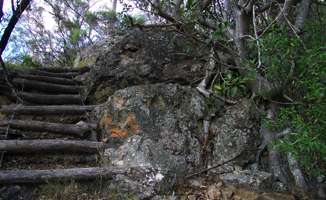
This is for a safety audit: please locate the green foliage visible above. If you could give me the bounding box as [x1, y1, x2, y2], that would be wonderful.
[213, 71, 248, 98]
[262, 21, 326, 176]
[6, 55, 42, 70]
[121, 14, 146, 26]
[70, 27, 81, 45]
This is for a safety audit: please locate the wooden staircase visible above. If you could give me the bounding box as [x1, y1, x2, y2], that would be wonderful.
[0, 67, 114, 184]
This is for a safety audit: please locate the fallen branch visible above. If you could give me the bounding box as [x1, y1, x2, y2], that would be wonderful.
[0, 139, 105, 153]
[0, 120, 96, 137]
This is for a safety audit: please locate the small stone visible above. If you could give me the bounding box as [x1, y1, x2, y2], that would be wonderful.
[206, 184, 222, 200]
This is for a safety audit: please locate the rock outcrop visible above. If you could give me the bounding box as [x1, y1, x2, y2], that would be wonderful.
[86, 29, 207, 103]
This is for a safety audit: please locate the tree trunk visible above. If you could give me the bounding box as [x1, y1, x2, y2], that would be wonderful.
[294, 0, 311, 32]
[112, 0, 117, 14]
[0, 139, 105, 153]
[12, 78, 84, 94]
[0, 120, 96, 137]
[16, 74, 82, 85]
[0, 105, 96, 115]
[0, 167, 123, 184]
[0, 0, 31, 56]
[287, 152, 308, 191]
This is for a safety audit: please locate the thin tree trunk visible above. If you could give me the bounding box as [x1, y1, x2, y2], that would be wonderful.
[0, 139, 105, 153]
[0, 0, 3, 22]
[294, 0, 311, 32]
[0, 0, 31, 56]
[112, 0, 117, 14]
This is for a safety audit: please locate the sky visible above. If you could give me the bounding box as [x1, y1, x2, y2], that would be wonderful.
[1, 0, 135, 61]
[3, 0, 136, 30]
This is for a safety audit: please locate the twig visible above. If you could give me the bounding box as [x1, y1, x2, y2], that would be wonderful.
[252, 5, 262, 69]
[186, 153, 242, 178]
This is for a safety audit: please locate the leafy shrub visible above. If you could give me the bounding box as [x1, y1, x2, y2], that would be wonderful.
[262, 21, 326, 176]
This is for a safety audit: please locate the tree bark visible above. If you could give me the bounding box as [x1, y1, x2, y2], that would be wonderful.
[0, 0, 31, 56]
[0, 139, 105, 153]
[112, 0, 117, 14]
[16, 74, 82, 85]
[287, 152, 308, 191]
[0, 167, 123, 184]
[0, 104, 96, 115]
[294, 0, 311, 32]
[0, 0, 3, 22]
[0, 120, 96, 137]
[12, 78, 84, 94]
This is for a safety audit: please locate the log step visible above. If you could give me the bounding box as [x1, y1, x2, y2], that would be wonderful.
[13, 78, 84, 94]
[0, 128, 25, 139]
[0, 139, 105, 153]
[0, 120, 96, 137]
[28, 70, 80, 78]
[0, 105, 96, 115]
[18, 92, 83, 105]
[0, 87, 83, 105]
[0, 167, 122, 184]
[17, 74, 82, 85]
[38, 67, 90, 73]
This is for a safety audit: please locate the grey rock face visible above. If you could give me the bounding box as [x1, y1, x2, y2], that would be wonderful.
[210, 99, 260, 166]
[99, 83, 223, 173]
[97, 83, 266, 198]
[98, 83, 223, 198]
[87, 29, 207, 103]
[220, 170, 272, 190]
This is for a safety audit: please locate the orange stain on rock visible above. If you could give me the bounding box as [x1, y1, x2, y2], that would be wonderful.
[125, 113, 141, 134]
[110, 128, 129, 138]
[101, 112, 141, 138]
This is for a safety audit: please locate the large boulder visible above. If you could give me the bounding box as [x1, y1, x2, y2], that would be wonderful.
[87, 29, 207, 103]
[99, 83, 223, 175]
[96, 84, 268, 198]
